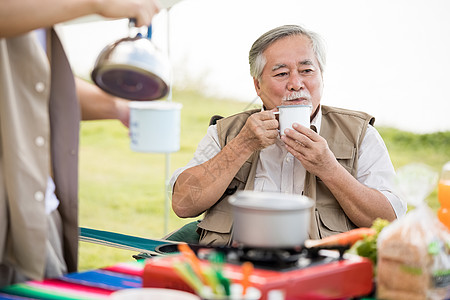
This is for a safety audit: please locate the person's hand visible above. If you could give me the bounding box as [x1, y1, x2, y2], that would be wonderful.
[281, 123, 339, 179]
[236, 109, 279, 152]
[114, 98, 130, 128]
[95, 0, 161, 27]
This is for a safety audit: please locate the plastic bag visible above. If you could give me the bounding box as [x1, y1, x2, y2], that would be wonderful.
[376, 163, 450, 300]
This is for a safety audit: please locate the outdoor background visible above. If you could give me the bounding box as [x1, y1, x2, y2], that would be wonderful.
[55, 0, 450, 270]
[61, 0, 450, 134]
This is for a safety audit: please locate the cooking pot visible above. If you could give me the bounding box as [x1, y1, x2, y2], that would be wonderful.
[229, 191, 313, 248]
[91, 22, 170, 101]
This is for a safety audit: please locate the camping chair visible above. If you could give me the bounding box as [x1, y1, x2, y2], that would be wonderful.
[79, 227, 175, 259]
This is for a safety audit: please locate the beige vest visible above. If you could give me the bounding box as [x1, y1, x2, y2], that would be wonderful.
[0, 29, 79, 280]
[197, 106, 374, 246]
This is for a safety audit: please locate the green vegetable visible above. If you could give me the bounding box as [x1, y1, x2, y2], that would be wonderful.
[348, 218, 390, 266]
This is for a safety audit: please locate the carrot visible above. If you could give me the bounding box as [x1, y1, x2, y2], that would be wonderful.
[178, 243, 206, 284]
[304, 227, 376, 248]
[241, 261, 254, 296]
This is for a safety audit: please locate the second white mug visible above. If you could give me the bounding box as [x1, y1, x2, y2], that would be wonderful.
[129, 101, 183, 153]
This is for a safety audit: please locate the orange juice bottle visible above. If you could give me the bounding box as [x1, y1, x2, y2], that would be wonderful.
[437, 161, 450, 230]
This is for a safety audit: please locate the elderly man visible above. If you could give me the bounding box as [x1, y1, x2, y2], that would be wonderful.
[170, 24, 406, 246]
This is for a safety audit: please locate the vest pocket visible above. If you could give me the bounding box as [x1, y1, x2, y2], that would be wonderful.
[197, 208, 233, 246]
[331, 144, 356, 175]
[315, 206, 357, 238]
[198, 209, 233, 233]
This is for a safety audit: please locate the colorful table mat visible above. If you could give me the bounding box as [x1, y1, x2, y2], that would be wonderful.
[0, 261, 145, 300]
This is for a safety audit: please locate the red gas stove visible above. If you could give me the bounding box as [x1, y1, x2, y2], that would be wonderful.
[142, 244, 374, 300]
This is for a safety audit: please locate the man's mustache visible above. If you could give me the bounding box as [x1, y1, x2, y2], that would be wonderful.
[282, 91, 311, 101]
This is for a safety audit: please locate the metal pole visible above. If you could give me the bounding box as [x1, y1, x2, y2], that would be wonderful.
[164, 153, 170, 235]
[164, 9, 172, 235]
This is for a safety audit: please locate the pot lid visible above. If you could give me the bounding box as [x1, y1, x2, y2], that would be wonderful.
[229, 191, 313, 211]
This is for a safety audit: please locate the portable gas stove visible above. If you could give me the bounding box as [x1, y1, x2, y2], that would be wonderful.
[142, 244, 374, 300]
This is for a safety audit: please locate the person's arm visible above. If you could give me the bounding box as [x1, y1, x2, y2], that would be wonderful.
[0, 0, 160, 38]
[282, 123, 396, 227]
[76, 77, 129, 127]
[172, 111, 279, 218]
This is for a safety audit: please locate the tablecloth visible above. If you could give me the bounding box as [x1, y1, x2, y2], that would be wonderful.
[0, 261, 145, 300]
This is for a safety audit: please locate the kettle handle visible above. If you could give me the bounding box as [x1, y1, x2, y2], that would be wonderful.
[128, 18, 152, 39]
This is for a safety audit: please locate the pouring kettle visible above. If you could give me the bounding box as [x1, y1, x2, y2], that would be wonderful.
[91, 20, 170, 101]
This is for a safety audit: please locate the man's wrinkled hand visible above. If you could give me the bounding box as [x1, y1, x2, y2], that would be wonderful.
[237, 110, 279, 152]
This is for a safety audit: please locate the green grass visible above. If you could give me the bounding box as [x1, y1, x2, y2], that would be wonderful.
[378, 127, 450, 211]
[78, 89, 450, 271]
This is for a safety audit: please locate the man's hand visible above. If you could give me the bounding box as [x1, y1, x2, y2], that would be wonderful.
[236, 110, 279, 152]
[281, 122, 397, 227]
[281, 122, 339, 180]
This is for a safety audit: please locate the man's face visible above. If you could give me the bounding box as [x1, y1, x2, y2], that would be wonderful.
[253, 35, 323, 116]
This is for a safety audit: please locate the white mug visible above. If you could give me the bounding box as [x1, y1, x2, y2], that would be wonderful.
[129, 101, 183, 153]
[275, 104, 312, 135]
